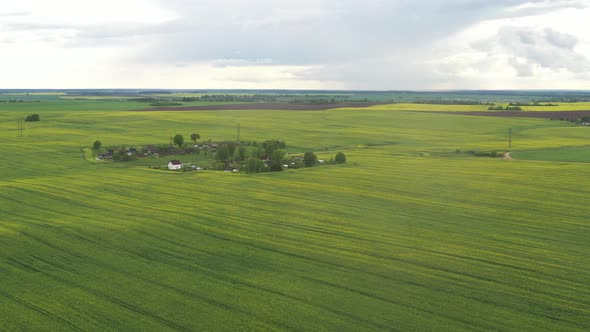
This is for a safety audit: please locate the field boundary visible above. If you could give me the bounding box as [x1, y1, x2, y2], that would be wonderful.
[434, 110, 590, 119]
[133, 102, 387, 111]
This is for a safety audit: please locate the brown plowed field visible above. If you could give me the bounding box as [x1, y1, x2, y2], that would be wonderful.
[136, 102, 384, 111]
[441, 110, 590, 119]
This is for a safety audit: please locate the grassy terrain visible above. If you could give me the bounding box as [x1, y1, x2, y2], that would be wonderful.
[513, 146, 590, 162]
[519, 102, 590, 111]
[365, 102, 590, 112]
[0, 99, 254, 113]
[1, 102, 589, 331]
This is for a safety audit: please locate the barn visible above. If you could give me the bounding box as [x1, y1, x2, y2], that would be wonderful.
[167, 160, 182, 170]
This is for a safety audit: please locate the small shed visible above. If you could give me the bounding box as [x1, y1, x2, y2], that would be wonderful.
[167, 160, 182, 170]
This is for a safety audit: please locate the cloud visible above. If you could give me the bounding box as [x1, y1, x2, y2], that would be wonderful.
[0, 11, 31, 17]
[473, 26, 590, 75]
[2, 22, 74, 31]
[134, 0, 557, 66]
[505, 0, 588, 17]
[0, 0, 589, 88]
[508, 57, 535, 77]
[544, 28, 578, 48]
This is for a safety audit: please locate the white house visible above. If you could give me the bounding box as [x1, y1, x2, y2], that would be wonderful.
[167, 160, 182, 170]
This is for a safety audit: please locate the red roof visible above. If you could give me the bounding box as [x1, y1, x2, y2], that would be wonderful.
[169, 160, 182, 165]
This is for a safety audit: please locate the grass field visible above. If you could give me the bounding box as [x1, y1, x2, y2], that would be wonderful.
[366, 102, 590, 112]
[1, 102, 589, 330]
[513, 146, 590, 162]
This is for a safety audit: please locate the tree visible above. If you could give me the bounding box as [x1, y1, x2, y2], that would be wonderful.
[25, 114, 40, 122]
[246, 158, 264, 173]
[269, 149, 286, 172]
[262, 140, 283, 155]
[334, 152, 347, 164]
[251, 147, 265, 158]
[190, 133, 200, 143]
[93, 140, 102, 150]
[303, 152, 317, 167]
[173, 134, 184, 148]
[237, 146, 247, 161]
[113, 149, 136, 162]
[216, 145, 230, 162]
[227, 143, 237, 160]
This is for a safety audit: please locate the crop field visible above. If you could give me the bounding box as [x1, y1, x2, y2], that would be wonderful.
[513, 146, 590, 163]
[367, 102, 590, 112]
[1, 101, 590, 331]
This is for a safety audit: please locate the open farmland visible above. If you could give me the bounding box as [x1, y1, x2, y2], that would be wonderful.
[439, 110, 590, 119]
[137, 102, 386, 111]
[1, 102, 590, 331]
[512, 146, 590, 163]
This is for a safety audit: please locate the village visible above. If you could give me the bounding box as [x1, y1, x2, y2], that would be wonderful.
[93, 135, 347, 174]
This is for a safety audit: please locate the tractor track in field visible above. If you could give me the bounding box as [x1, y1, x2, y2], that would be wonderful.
[5, 256, 189, 331]
[0, 287, 85, 332]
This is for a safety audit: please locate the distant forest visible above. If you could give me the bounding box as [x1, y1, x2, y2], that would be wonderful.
[2, 89, 590, 104]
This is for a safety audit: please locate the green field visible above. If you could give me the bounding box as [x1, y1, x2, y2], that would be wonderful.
[1, 101, 589, 331]
[513, 146, 590, 163]
[366, 101, 590, 112]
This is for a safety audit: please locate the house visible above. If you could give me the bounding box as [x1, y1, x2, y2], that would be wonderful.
[224, 166, 239, 173]
[167, 160, 182, 170]
[98, 151, 113, 159]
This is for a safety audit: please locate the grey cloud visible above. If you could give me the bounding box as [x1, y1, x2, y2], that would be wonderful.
[474, 26, 590, 74]
[129, 0, 560, 66]
[3, 0, 575, 63]
[544, 28, 578, 49]
[508, 57, 535, 77]
[1, 0, 586, 88]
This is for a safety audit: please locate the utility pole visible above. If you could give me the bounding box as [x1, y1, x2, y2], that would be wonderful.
[16, 120, 24, 137]
[508, 128, 512, 149]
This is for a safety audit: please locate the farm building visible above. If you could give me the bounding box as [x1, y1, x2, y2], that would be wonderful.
[167, 160, 182, 170]
[97, 152, 112, 160]
[224, 167, 239, 173]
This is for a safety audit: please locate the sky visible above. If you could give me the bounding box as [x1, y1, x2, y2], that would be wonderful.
[1, 0, 589, 90]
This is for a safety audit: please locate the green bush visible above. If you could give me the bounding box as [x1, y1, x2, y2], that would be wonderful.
[303, 152, 317, 167]
[334, 152, 347, 164]
[246, 158, 265, 173]
[25, 114, 40, 121]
